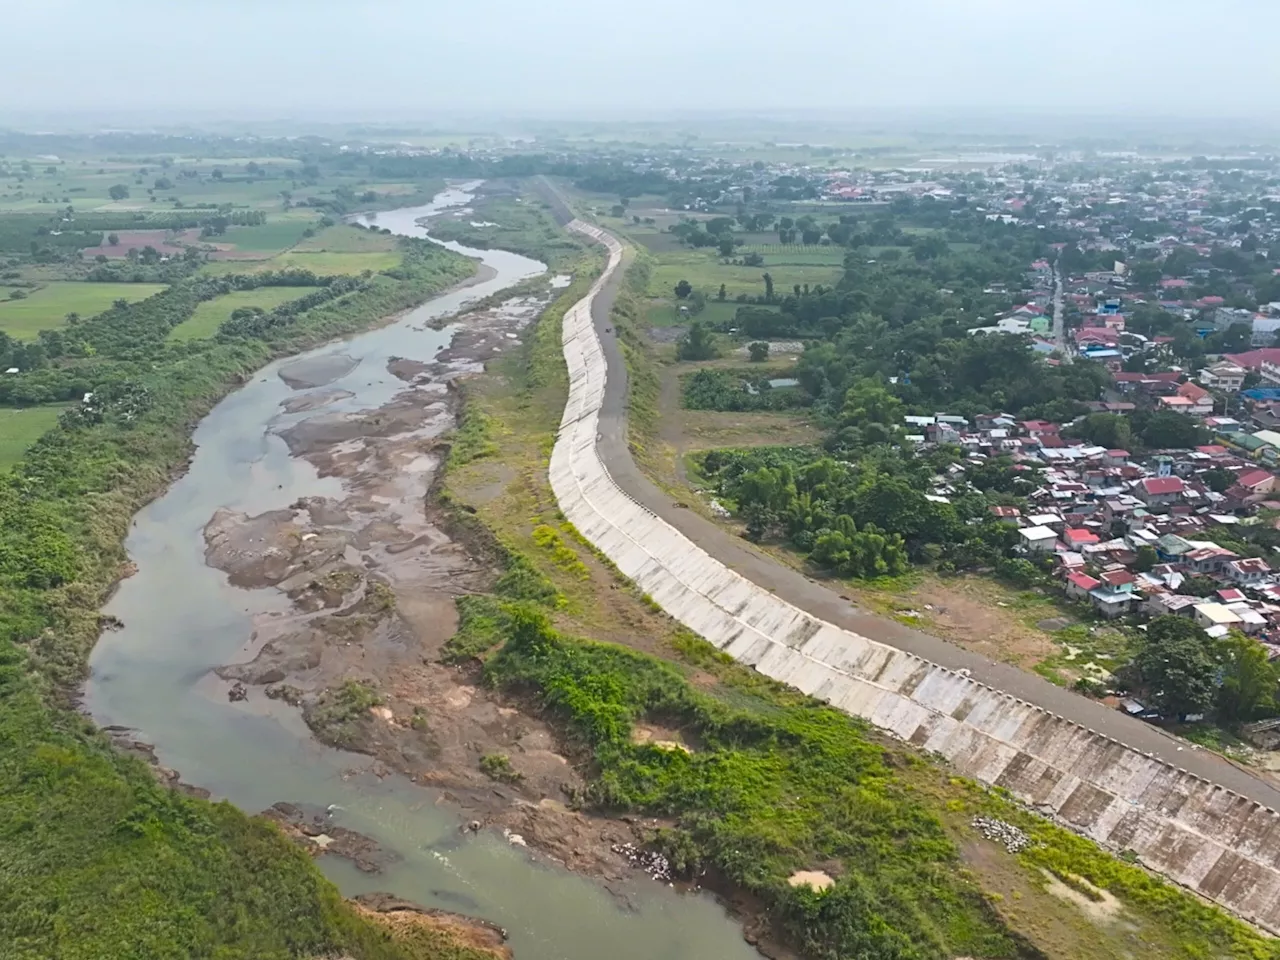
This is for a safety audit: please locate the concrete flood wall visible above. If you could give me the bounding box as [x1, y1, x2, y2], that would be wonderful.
[549, 220, 1280, 932]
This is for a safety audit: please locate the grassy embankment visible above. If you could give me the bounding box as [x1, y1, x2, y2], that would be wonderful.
[0, 235, 489, 958]
[440, 213, 1280, 960]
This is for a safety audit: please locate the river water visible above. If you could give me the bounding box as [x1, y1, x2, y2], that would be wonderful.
[85, 183, 758, 960]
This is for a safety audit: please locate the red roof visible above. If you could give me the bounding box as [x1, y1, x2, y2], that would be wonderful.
[1201, 295, 1225, 306]
[1038, 434, 1067, 449]
[1106, 449, 1129, 457]
[1141, 476, 1185, 495]
[1065, 527, 1100, 545]
[1100, 569, 1137, 587]
[1160, 278, 1190, 288]
[1021, 420, 1060, 433]
[989, 505, 1021, 518]
[1218, 589, 1246, 602]
[1238, 469, 1274, 490]
[1066, 572, 1101, 591]
[1225, 348, 1280, 371]
[1177, 381, 1210, 402]
[1196, 445, 1228, 455]
[1232, 557, 1272, 573]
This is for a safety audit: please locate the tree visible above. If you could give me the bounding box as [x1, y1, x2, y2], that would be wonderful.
[211, 168, 224, 181]
[675, 321, 718, 361]
[1139, 410, 1208, 449]
[153, 176, 173, 190]
[1129, 260, 1162, 289]
[674, 279, 693, 299]
[763, 272, 775, 302]
[107, 233, 119, 246]
[610, 205, 626, 218]
[108, 184, 129, 201]
[1133, 617, 1217, 719]
[717, 283, 727, 301]
[718, 236, 735, 258]
[748, 341, 770, 363]
[1134, 545, 1158, 572]
[1215, 633, 1280, 724]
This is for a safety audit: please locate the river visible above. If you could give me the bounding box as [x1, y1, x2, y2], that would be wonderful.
[84, 182, 759, 960]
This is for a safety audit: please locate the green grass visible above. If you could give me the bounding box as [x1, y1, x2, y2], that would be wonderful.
[0, 282, 167, 338]
[169, 286, 320, 342]
[0, 405, 67, 470]
[217, 220, 313, 253]
[202, 250, 402, 277]
[645, 298, 758, 329]
[295, 224, 399, 253]
[647, 250, 842, 301]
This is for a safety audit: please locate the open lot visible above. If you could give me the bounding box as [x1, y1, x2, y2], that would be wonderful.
[168, 286, 321, 342]
[0, 281, 167, 338]
[0, 404, 67, 470]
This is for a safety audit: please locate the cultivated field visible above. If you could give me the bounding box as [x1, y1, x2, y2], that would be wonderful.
[0, 282, 167, 338]
[215, 221, 311, 253]
[168, 286, 321, 342]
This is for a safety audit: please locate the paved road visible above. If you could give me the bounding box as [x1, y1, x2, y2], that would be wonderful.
[533, 178, 1280, 812]
[1052, 258, 1070, 360]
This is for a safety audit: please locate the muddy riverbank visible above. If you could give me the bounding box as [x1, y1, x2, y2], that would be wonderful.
[86, 184, 760, 960]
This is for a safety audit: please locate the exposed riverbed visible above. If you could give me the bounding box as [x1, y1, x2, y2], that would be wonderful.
[85, 184, 759, 960]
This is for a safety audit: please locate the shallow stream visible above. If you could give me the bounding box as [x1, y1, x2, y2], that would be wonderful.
[85, 183, 758, 960]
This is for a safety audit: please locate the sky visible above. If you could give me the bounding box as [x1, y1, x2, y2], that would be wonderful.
[1, 0, 1278, 123]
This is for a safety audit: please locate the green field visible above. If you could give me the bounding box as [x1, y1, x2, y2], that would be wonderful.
[736, 243, 849, 265]
[647, 250, 843, 300]
[169, 286, 321, 342]
[294, 224, 399, 253]
[646, 298, 751, 329]
[202, 250, 402, 277]
[0, 404, 66, 470]
[217, 219, 314, 253]
[0, 282, 167, 338]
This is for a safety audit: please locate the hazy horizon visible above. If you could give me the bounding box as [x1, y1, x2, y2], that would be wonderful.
[3, 0, 1277, 123]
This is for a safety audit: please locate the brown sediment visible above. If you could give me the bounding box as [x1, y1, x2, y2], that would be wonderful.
[351, 893, 511, 960]
[261, 801, 400, 874]
[203, 279, 658, 891]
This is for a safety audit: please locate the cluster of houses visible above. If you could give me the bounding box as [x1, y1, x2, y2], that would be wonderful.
[906, 411, 1280, 647]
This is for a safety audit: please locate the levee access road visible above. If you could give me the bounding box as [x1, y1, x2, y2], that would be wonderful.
[536, 179, 1280, 932]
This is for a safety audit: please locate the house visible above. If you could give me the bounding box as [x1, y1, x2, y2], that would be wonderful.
[1226, 557, 1271, 585]
[1104, 449, 1130, 466]
[1019, 526, 1059, 554]
[1170, 380, 1214, 416]
[1137, 476, 1185, 506]
[1090, 586, 1134, 618]
[1065, 571, 1101, 600]
[1200, 361, 1246, 391]
[1182, 545, 1237, 574]
[989, 505, 1021, 521]
[1194, 602, 1243, 631]
[1064, 527, 1101, 549]
[1237, 469, 1276, 496]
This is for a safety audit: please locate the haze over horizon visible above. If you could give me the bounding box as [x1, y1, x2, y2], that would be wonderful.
[2, 0, 1277, 125]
